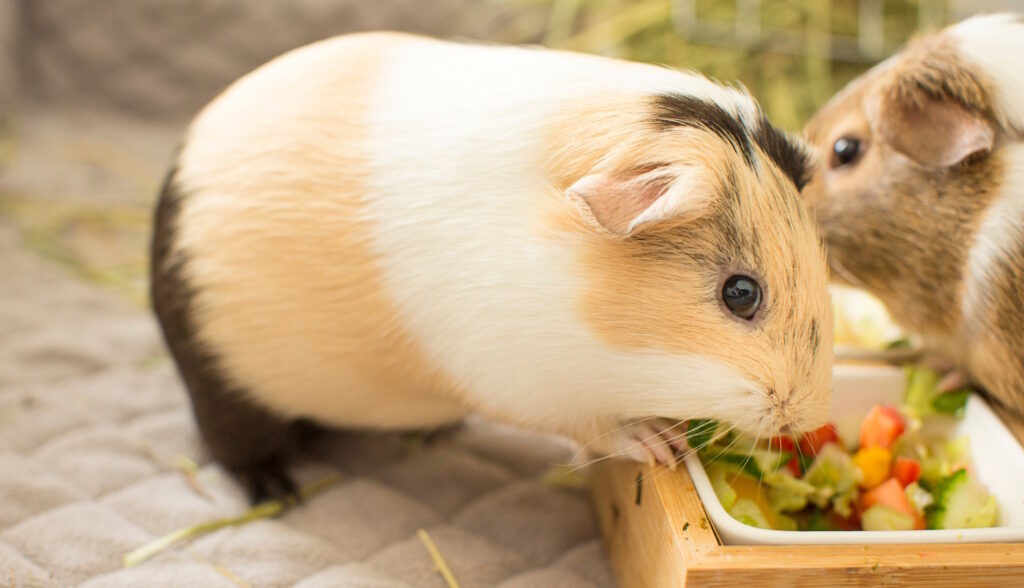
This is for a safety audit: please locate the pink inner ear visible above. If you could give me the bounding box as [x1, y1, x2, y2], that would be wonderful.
[871, 93, 994, 169]
[567, 173, 673, 236]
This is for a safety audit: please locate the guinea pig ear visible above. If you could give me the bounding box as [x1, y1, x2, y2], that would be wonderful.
[566, 166, 711, 236]
[866, 89, 994, 169]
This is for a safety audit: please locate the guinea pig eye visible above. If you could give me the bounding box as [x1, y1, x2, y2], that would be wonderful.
[831, 137, 861, 168]
[722, 275, 762, 320]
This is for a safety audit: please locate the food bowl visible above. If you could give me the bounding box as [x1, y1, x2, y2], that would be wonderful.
[684, 364, 1024, 545]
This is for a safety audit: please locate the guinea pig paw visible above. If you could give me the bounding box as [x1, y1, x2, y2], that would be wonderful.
[937, 368, 971, 393]
[920, 355, 972, 392]
[619, 421, 682, 470]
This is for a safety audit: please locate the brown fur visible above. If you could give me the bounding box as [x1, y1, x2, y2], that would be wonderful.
[802, 25, 1024, 414]
[884, 34, 991, 114]
[803, 29, 1006, 340]
[966, 234, 1024, 414]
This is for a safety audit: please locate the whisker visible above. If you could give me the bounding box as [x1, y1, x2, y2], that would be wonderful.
[564, 416, 662, 467]
[564, 418, 680, 474]
[705, 424, 743, 475]
[640, 423, 746, 490]
[728, 423, 764, 488]
[793, 425, 807, 478]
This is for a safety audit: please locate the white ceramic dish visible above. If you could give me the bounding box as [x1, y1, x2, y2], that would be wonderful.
[684, 364, 1024, 545]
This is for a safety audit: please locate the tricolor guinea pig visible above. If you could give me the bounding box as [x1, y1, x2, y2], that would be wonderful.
[803, 14, 1024, 414]
[151, 32, 832, 500]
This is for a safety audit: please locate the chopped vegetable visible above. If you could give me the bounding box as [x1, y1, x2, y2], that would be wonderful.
[860, 405, 905, 449]
[892, 457, 921, 488]
[770, 436, 804, 475]
[686, 419, 718, 450]
[770, 479, 806, 516]
[924, 469, 999, 530]
[701, 361, 999, 532]
[784, 456, 803, 477]
[852, 446, 892, 489]
[861, 477, 923, 529]
[769, 435, 796, 452]
[862, 478, 913, 515]
[905, 482, 934, 512]
[861, 504, 916, 531]
[932, 389, 971, 416]
[904, 366, 942, 418]
[701, 445, 790, 481]
[799, 423, 841, 456]
[730, 499, 771, 529]
[707, 464, 737, 510]
[804, 444, 862, 517]
[904, 365, 971, 418]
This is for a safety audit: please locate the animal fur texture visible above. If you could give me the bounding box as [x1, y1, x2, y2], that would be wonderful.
[153, 32, 832, 486]
[804, 13, 1024, 414]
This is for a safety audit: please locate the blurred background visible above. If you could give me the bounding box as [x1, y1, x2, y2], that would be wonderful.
[0, 0, 1021, 309]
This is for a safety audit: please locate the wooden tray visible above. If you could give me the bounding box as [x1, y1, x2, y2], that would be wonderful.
[591, 403, 1024, 587]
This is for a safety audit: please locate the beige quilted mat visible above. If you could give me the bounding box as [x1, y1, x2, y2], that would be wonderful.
[0, 109, 614, 587]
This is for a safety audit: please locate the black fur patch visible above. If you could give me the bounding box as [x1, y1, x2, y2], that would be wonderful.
[752, 117, 813, 191]
[809, 318, 820, 357]
[650, 93, 812, 191]
[150, 165, 298, 503]
[650, 93, 755, 166]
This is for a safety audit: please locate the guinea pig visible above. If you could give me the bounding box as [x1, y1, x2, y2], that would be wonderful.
[151, 31, 832, 500]
[803, 14, 1024, 413]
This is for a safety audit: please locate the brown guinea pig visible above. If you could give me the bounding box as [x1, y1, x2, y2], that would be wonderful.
[803, 14, 1024, 413]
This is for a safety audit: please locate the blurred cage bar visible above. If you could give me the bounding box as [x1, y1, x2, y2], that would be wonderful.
[669, 0, 1019, 62]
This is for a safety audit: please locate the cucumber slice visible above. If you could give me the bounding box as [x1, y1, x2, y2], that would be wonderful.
[686, 419, 718, 450]
[924, 469, 999, 529]
[701, 446, 791, 481]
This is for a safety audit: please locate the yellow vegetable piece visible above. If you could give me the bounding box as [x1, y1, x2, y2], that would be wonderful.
[853, 446, 892, 489]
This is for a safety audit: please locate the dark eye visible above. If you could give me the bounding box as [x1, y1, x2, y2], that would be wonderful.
[831, 137, 861, 168]
[722, 275, 762, 320]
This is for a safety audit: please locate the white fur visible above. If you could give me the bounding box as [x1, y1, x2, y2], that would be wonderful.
[949, 13, 1024, 134]
[951, 15, 1024, 325]
[360, 40, 763, 435]
[963, 144, 1024, 321]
